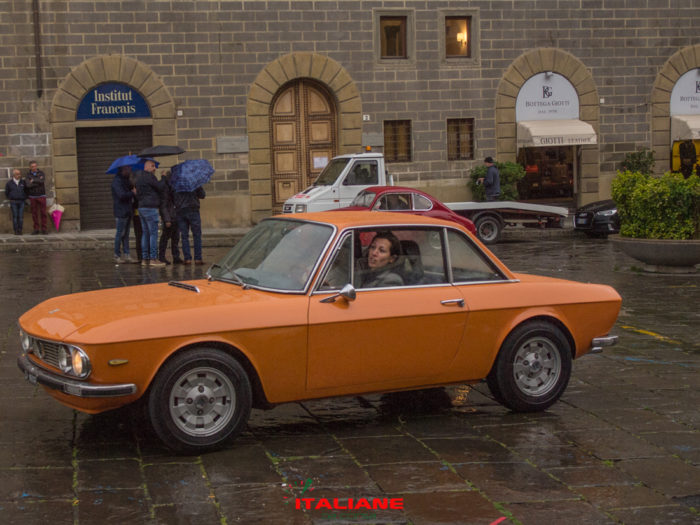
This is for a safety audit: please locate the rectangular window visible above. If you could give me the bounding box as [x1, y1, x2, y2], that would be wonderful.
[447, 118, 474, 160]
[384, 120, 412, 163]
[380, 16, 407, 58]
[445, 16, 470, 58]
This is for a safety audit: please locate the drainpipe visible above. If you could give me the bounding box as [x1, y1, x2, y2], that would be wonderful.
[32, 0, 43, 98]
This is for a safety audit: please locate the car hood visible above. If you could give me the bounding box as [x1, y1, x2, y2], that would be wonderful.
[285, 185, 332, 204]
[577, 199, 616, 213]
[19, 280, 303, 344]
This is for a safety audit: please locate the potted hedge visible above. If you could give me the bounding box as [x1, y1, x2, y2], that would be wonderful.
[610, 168, 700, 271]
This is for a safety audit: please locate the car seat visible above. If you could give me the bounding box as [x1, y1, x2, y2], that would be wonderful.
[399, 240, 424, 285]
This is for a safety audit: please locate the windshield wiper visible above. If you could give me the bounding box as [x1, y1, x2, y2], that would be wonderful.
[209, 264, 249, 289]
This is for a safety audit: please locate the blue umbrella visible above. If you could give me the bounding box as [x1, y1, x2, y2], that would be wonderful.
[106, 154, 159, 174]
[170, 159, 215, 192]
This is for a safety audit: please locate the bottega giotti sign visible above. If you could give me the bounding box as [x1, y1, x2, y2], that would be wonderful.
[77, 82, 151, 120]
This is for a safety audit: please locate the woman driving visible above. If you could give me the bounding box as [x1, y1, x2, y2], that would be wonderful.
[357, 231, 404, 288]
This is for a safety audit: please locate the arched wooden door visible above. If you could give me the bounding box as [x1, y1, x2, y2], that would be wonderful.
[269, 80, 337, 212]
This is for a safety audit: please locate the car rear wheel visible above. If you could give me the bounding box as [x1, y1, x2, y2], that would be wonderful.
[487, 321, 572, 412]
[148, 348, 252, 454]
[475, 215, 502, 244]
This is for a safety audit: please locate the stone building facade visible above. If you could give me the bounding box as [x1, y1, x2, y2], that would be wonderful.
[1, 1, 699, 232]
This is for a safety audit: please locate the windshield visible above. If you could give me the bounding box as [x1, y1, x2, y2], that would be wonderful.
[313, 158, 350, 186]
[350, 190, 376, 208]
[209, 219, 334, 292]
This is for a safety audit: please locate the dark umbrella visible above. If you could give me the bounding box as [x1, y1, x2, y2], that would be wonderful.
[170, 159, 215, 192]
[138, 145, 185, 157]
[105, 154, 158, 174]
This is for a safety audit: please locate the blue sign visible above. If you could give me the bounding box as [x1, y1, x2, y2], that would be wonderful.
[77, 83, 151, 120]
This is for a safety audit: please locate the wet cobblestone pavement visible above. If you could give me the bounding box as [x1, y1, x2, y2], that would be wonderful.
[1, 235, 698, 524]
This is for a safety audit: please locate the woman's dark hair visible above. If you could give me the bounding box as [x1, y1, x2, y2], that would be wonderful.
[371, 231, 401, 257]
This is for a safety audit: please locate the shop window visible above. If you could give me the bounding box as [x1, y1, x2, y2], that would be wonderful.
[384, 121, 412, 163]
[445, 17, 471, 58]
[447, 118, 474, 160]
[380, 16, 407, 58]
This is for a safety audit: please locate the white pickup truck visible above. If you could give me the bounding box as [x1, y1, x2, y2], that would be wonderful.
[283, 151, 568, 244]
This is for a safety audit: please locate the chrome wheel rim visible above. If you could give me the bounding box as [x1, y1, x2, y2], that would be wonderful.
[478, 220, 497, 241]
[169, 366, 236, 437]
[512, 337, 561, 397]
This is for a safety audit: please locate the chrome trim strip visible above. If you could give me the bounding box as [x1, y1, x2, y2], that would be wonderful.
[590, 335, 618, 354]
[17, 354, 137, 398]
[168, 281, 200, 293]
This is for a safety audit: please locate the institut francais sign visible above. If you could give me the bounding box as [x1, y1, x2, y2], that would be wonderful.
[77, 83, 151, 120]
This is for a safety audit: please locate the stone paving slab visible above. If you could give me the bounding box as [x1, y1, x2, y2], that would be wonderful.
[0, 238, 698, 524]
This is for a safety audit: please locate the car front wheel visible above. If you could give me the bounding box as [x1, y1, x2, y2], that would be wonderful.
[487, 321, 572, 412]
[148, 348, 252, 454]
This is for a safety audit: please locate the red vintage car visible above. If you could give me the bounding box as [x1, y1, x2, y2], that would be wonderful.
[339, 186, 477, 235]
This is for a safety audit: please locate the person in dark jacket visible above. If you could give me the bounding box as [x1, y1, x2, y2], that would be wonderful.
[25, 160, 48, 234]
[174, 186, 206, 264]
[111, 166, 136, 263]
[5, 168, 27, 235]
[134, 159, 166, 267]
[157, 170, 183, 264]
[478, 156, 501, 201]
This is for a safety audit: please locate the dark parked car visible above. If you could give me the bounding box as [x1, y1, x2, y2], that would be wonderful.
[573, 199, 620, 237]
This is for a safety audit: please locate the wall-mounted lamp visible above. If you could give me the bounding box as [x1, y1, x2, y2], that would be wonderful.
[544, 71, 554, 77]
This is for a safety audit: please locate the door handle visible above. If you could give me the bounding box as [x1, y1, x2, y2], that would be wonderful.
[441, 298, 465, 307]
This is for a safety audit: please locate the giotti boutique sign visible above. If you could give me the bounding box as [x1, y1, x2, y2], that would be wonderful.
[77, 83, 151, 120]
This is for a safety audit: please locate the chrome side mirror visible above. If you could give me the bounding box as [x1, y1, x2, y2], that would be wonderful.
[319, 283, 356, 303]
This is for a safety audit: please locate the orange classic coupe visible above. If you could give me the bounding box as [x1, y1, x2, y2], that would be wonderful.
[18, 212, 620, 453]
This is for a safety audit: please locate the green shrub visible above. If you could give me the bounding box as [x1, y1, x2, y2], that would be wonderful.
[611, 170, 700, 239]
[620, 147, 655, 175]
[468, 161, 525, 201]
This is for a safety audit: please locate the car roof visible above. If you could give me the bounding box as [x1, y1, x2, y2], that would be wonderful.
[362, 185, 434, 198]
[270, 210, 461, 230]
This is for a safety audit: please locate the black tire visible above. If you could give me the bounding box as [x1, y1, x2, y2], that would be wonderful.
[475, 215, 502, 244]
[148, 348, 252, 454]
[486, 321, 572, 412]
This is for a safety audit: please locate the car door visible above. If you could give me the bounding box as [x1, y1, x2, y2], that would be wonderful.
[337, 160, 380, 206]
[306, 227, 468, 394]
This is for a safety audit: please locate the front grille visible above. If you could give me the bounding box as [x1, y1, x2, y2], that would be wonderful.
[34, 339, 62, 369]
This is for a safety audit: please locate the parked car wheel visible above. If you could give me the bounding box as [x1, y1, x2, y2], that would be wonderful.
[148, 348, 252, 454]
[475, 215, 502, 244]
[487, 321, 572, 412]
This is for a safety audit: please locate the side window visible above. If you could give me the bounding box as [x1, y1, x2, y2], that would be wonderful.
[318, 234, 353, 291]
[374, 193, 411, 211]
[447, 229, 505, 282]
[413, 194, 432, 210]
[355, 228, 448, 288]
[343, 161, 378, 186]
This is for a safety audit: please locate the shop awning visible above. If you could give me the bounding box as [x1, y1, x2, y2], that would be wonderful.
[517, 119, 597, 147]
[671, 115, 700, 141]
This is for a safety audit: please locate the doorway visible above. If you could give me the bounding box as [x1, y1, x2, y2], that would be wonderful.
[517, 146, 576, 204]
[76, 125, 152, 229]
[269, 80, 337, 212]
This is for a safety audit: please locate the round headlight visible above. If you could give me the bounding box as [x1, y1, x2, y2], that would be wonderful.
[19, 329, 31, 352]
[57, 345, 71, 372]
[70, 347, 90, 378]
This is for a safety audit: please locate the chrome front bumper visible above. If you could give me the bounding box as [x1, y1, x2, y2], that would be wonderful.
[17, 354, 137, 398]
[589, 335, 618, 354]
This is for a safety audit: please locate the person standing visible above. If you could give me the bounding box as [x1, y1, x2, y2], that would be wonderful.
[478, 156, 501, 201]
[174, 185, 206, 265]
[25, 160, 48, 234]
[5, 169, 27, 235]
[111, 165, 136, 263]
[134, 159, 166, 267]
[157, 170, 183, 265]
